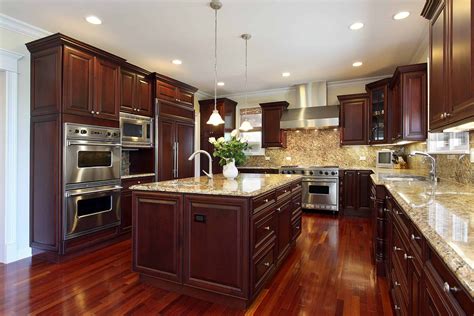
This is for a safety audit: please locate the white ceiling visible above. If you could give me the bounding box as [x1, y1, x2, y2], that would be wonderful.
[1, 0, 428, 95]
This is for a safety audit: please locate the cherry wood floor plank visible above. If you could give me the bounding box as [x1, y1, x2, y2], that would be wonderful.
[1, 214, 392, 315]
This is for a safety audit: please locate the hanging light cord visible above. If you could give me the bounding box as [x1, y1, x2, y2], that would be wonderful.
[214, 7, 218, 111]
[244, 37, 248, 108]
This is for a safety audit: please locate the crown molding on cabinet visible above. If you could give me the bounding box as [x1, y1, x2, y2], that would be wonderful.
[0, 13, 51, 38]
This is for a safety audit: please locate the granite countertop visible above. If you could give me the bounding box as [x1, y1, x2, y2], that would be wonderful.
[371, 169, 474, 297]
[121, 173, 156, 180]
[237, 166, 281, 170]
[130, 173, 302, 197]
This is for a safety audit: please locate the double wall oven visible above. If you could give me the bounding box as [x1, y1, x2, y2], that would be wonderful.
[280, 166, 339, 212]
[63, 123, 122, 239]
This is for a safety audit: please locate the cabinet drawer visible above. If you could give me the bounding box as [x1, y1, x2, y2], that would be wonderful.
[253, 191, 276, 214]
[392, 258, 408, 309]
[253, 242, 276, 293]
[291, 217, 302, 241]
[392, 203, 410, 237]
[392, 225, 409, 277]
[276, 185, 291, 201]
[291, 181, 302, 193]
[176, 89, 194, 107]
[391, 285, 408, 316]
[253, 209, 276, 252]
[122, 176, 155, 191]
[292, 193, 302, 215]
[156, 81, 177, 102]
[409, 223, 424, 258]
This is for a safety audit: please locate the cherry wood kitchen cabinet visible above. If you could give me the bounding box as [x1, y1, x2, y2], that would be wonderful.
[260, 101, 289, 148]
[423, 0, 474, 131]
[390, 63, 427, 142]
[120, 63, 153, 116]
[156, 77, 194, 108]
[199, 98, 237, 175]
[338, 94, 369, 145]
[366, 78, 391, 144]
[341, 170, 372, 216]
[132, 176, 302, 308]
[120, 176, 155, 234]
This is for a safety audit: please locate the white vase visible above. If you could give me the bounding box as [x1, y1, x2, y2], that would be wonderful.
[223, 159, 239, 180]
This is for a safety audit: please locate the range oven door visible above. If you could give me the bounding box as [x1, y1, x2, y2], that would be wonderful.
[65, 140, 121, 185]
[64, 184, 122, 240]
[302, 179, 338, 211]
[120, 115, 153, 148]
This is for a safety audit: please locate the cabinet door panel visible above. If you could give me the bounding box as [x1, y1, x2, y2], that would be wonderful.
[120, 191, 132, 232]
[262, 108, 284, 147]
[158, 119, 175, 181]
[176, 122, 195, 179]
[391, 80, 402, 141]
[63, 46, 94, 115]
[120, 69, 135, 113]
[157, 81, 177, 102]
[137, 75, 152, 116]
[133, 193, 182, 282]
[177, 89, 194, 107]
[343, 171, 357, 211]
[95, 58, 120, 120]
[277, 199, 292, 260]
[357, 171, 372, 211]
[340, 97, 368, 145]
[429, 4, 448, 130]
[403, 72, 427, 140]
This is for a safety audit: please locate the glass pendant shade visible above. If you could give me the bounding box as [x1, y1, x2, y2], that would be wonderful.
[207, 109, 225, 126]
[239, 120, 253, 131]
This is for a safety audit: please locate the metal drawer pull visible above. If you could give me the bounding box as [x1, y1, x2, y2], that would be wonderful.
[370, 196, 376, 200]
[384, 208, 390, 212]
[394, 281, 400, 287]
[263, 226, 271, 231]
[411, 234, 421, 241]
[404, 253, 413, 260]
[91, 110, 95, 114]
[296, 226, 301, 230]
[264, 198, 269, 203]
[276, 207, 281, 212]
[393, 246, 403, 252]
[443, 282, 459, 293]
[395, 210, 402, 215]
[263, 262, 270, 267]
[283, 189, 288, 193]
[394, 305, 401, 311]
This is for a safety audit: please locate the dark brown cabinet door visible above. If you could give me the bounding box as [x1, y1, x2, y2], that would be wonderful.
[94, 57, 120, 120]
[158, 119, 176, 181]
[120, 69, 136, 113]
[177, 89, 194, 108]
[156, 81, 177, 102]
[176, 122, 194, 179]
[408, 261, 422, 316]
[390, 79, 402, 142]
[276, 199, 292, 260]
[429, 3, 448, 130]
[137, 75, 152, 116]
[402, 70, 427, 141]
[133, 193, 182, 283]
[343, 171, 357, 212]
[449, 0, 474, 124]
[339, 94, 369, 145]
[357, 171, 371, 212]
[366, 79, 391, 144]
[120, 191, 132, 232]
[63, 46, 94, 116]
[260, 102, 288, 148]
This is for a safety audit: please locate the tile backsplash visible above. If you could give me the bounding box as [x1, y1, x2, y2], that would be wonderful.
[244, 129, 397, 168]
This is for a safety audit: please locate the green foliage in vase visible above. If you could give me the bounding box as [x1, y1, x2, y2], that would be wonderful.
[209, 129, 250, 167]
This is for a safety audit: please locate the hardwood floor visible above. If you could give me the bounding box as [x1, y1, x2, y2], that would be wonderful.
[1, 214, 393, 315]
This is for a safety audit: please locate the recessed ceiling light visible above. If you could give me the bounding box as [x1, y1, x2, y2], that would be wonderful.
[217, 81, 225, 86]
[171, 59, 182, 65]
[393, 11, 410, 20]
[282, 72, 291, 77]
[85, 16, 102, 25]
[352, 61, 363, 67]
[349, 22, 364, 30]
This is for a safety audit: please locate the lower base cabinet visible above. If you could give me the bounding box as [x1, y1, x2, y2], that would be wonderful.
[342, 169, 373, 216]
[120, 176, 155, 233]
[132, 179, 303, 308]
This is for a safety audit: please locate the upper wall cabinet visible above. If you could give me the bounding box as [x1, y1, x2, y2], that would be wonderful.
[28, 33, 125, 121]
[338, 93, 369, 145]
[260, 101, 289, 148]
[156, 77, 194, 108]
[423, 0, 474, 131]
[366, 78, 391, 144]
[120, 63, 153, 116]
[390, 63, 427, 142]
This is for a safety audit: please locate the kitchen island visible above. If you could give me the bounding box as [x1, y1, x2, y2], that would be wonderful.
[130, 174, 303, 308]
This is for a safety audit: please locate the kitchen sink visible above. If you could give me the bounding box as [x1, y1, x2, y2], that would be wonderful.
[380, 175, 427, 182]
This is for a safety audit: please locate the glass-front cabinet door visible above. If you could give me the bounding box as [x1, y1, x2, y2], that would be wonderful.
[366, 78, 391, 144]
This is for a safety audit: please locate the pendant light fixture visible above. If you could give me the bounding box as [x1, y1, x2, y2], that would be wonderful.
[206, 0, 225, 126]
[239, 33, 253, 132]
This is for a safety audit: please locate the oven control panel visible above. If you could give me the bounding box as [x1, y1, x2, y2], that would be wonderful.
[65, 123, 121, 142]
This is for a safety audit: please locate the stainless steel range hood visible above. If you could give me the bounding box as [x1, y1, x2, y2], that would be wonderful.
[280, 82, 339, 130]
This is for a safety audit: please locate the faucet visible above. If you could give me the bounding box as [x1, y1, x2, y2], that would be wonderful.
[188, 150, 213, 179]
[409, 151, 437, 183]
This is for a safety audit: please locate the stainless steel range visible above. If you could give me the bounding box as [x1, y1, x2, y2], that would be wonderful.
[280, 165, 339, 212]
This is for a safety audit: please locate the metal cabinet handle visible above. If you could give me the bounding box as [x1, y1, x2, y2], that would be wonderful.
[296, 226, 301, 230]
[443, 282, 459, 293]
[384, 208, 390, 212]
[394, 305, 401, 311]
[295, 202, 301, 206]
[276, 207, 281, 212]
[440, 113, 445, 119]
[283, 189, 288, 193]
[137, 109, 140, 112]
[404, 253, 413, 260]
[446, 112, 452, 118]
[395, 210, 402, 215]
[264, 198, 269, 203]
[96, 112, 99, 115]
[91, 110, 95, 114]
[176, 142, 179, 177]
[394, 281, 400, 287]
[263, 262, 270, 267]
[393, 246, 403, 252]
[370, 196, 376, 200]
[411, 234, 421, 241]
[264, 226, 271, 231]
[137, 181, 141, 184]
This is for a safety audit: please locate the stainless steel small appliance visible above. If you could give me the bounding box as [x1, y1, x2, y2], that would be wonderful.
[376, 150, 395, 168]
[120, 112, 153, 148]
[64, 123, 121, 185]
[280, 165, 339, 211]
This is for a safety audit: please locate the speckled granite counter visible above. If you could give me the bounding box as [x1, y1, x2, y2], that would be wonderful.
[371, 169, 474, 297]
[130, 173, 302, 197]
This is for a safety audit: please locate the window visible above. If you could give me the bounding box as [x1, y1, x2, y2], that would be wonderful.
[240, 108, 265, 156]
[427, 132, 470, 154]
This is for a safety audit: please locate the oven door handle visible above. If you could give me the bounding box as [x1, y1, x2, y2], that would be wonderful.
[65, 186, 123, 197]
[67, 140, 122, 147]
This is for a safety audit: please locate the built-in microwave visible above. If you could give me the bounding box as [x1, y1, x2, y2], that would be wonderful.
[376, 150, 395, 168]
[120, 113, 153, 148]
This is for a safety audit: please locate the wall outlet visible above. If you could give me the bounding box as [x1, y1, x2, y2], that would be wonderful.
[359, 156, 366, 161]
[286, 156, 292, 161]
[447, 155, 456, 160]
[265, 156, 271, 161]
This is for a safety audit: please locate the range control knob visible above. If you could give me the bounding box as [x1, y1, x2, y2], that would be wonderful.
[331, 171, 336, 176]
[309, 171, 314, 175]
[80, 129, 87, 135]
[325, 171, 329, 175]
[319, 171, 323, 175]
[106, 132, 111, 137]
[74, 129, 80, 134]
